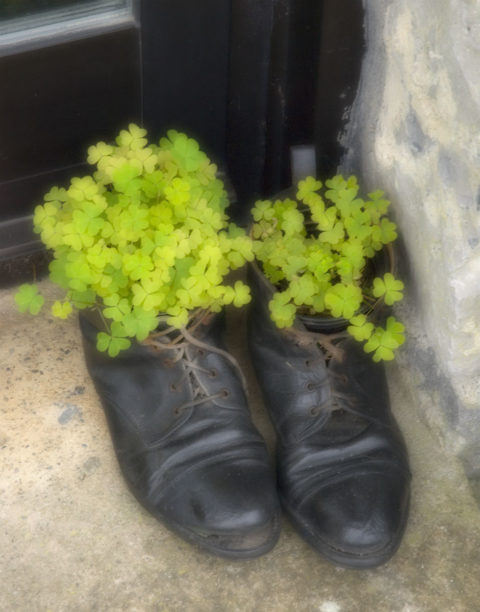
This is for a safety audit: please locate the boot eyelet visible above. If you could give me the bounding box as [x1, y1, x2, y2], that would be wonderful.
[221, 389, 230, 398]
[305, 359, 311, 367]
[208, 368, 218, 378]
[197, 349, 205, 357]
[309, 406, 320, 416]
[170, 383, 178, 392]
[340, 374, 348, 384]
[174, 406, 184, 416]
[306, 382, 315, 392]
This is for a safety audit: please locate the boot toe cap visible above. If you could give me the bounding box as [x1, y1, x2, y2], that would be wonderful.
[287, 472, 410, 567]
[158, 460, 281, 557]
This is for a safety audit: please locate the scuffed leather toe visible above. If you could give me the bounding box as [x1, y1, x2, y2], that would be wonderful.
[287, 471, 410, 567]
[159, 460, 280, 556]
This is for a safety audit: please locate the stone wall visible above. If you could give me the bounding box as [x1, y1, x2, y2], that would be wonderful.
[342, 0, 480, 493]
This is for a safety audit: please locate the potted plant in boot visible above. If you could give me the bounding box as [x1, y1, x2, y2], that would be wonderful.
[15, 124, 280, 558]
[248, 174, 411, 568]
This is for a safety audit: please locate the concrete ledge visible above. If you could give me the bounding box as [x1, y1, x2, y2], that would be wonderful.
[1, 280, 479, 610]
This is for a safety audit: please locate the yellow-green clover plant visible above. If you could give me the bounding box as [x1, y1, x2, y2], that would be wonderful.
[15, 124, 253, 357]
[251, 175, 405, 362]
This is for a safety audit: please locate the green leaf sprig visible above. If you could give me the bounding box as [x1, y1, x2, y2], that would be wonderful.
[16, 125, 253, 356]
[252, 175, 405, 362]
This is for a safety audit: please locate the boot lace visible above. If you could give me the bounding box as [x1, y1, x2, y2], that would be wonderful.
[143, 309, 247, 415]
[284, 326, 361, 418]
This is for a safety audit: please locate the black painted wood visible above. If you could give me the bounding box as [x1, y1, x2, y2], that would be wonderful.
[0, 1, 365, 229]
[263, 0, 323, 196]
[315, 0, 365, 177]
[226, 0, 274, 220]
[140, 0, 230, 165]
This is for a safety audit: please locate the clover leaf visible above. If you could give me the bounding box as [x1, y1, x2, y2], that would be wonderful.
[269, 292, 297, 328]
[252, 200, 275, 222]
[103, 294, 131, 322]
[112, 163, 143, 196]
[372, 273, 404, 305]
[364, 316, 405, 362]
[168, 131, 206, 172]
[297, 177, 322, 203]
[96, 322, 131, 357]
[324, 284, 362, 319]
[232, 281, 251, 308]
[51, 300, 73, 319]
[15, 284, 44, 315]
[116, 123, 148, 150]
[347, 314, 374, 342]
[87, 141, 114, 165]
[122, 307, 158, 341]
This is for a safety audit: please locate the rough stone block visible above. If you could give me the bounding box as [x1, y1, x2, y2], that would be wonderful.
[342, 0, 480, 494]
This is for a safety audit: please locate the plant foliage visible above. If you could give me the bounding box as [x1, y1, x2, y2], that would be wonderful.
[16, 124, 253, 356]
[252, 175, 405, 361]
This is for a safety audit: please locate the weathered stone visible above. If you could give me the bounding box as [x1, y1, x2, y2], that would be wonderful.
[342, 0, 480, 496]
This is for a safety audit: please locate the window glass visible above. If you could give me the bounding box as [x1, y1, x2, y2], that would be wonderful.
[0, 0, 129, 21]
[0, 0, 133, 50]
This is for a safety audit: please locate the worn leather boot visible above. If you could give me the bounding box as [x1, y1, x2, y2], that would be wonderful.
[79, 309, 280, 558]
[248, 263, 411, 568]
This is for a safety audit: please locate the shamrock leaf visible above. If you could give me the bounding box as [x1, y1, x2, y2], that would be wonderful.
[315, 206, 337, 232]
[65, 254, 96, 292]
[51, 300, 73, 319]
[367, 189, 390, 215]
[116, 123, 148, 150]
[133, 147, 157, 173]
[296, 176, 322, 204]
[103, 294, 131, 322]
[347, 314, 374, 341]
[112, 163, 143, 196]
[232, 281, 251, 308]
[122, 307, 158, 341]
[87, 141, 114, 165]
[378, 217, 398, 244]
[364, 316, 405, 362]
[132, 277, 168, 311]
[324, 284, 362, 319]
[344, 211, 372, 241]
[96, 322, 131, 357]
[33, 201, 60, 232]
[72, 197, 106, 236]
[15, 284, 44, 315]
[168, 131, 206, 172]
[281, 208, 305, 236]
[122, 252, 153, 281]
[44, 186, 68, 202]
[318, 220, 344, 245]
[372, 273, 404, 305]
[252, 200, 275, 222]
[324, 175, 347, 192]
[269, 292, 297, 328]
[166, 304, 189, 329]
[68, 176, 99, 202]
[164, 178, 190, 206]
[290, 274, 317, 307]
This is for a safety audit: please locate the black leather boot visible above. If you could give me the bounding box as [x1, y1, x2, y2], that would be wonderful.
[79, 309, 280, 558]
[248, 263, 411, 568]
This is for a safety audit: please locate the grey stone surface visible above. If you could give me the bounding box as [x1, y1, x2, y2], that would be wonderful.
[1, 280, 480, 611]
[342, 0, 480, 486]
